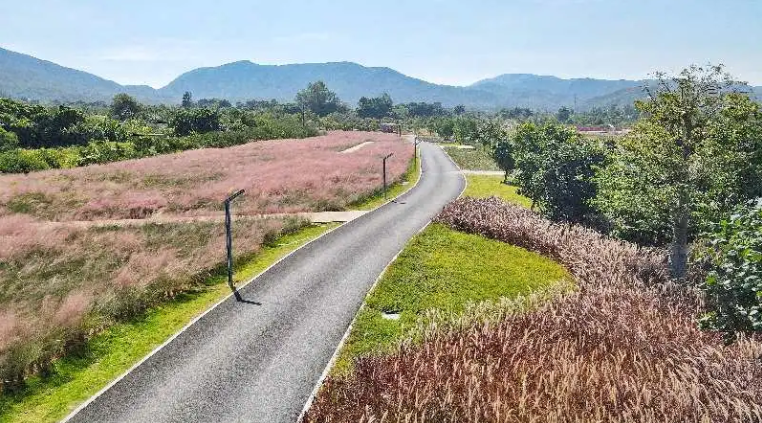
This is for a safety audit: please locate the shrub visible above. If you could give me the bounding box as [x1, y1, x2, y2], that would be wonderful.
[512, 122, 608, 223]
[0, 149, 50, 173]
[698, 201, 762, 340]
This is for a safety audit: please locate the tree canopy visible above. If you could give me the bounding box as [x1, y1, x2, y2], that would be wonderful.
[296, 81, 342, 117]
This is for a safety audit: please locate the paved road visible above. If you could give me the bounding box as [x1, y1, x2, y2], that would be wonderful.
[65, 142, 464, 423]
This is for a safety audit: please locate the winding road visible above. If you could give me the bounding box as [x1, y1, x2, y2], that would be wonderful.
[65, 142, 464, 423]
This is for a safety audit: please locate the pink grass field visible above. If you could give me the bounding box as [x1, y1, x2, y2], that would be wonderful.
[0, 131, 411, 222]
[0, 131, 411, 387]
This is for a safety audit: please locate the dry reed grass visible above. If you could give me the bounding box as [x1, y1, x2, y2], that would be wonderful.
[306, 198, 762, 423]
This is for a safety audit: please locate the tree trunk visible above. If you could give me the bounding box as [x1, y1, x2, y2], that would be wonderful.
[670, 191, 690, 280]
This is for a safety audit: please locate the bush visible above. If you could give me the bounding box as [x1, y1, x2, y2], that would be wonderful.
[513, 122, 607, 223]
[698, 201, 762, 340]
[0, 149, 50, 173]
[0, 127, 19, 151]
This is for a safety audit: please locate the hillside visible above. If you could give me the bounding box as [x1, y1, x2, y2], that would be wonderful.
[0, 46, 758, 110]
[158, 61, 501, 108]
[0, 47, 172, 103]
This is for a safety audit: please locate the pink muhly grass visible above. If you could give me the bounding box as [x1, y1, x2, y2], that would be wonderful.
[0, 131, 411, 221]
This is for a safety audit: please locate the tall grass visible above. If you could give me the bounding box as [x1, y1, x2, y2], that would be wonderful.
[0, 216, 302, 390]
[306, 198, 762, 422]
[0, 131, 410, 221]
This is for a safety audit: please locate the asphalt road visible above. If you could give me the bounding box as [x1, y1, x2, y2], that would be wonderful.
[65, 142, 464, 423]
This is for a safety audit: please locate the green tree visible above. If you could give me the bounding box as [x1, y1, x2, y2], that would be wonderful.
[296, 81, 341, 117]
[492, 140, 514, 182]
[0, 126, 19, 151]
[556, 106, 572, 123]
[594, 65, 762, 279]
[453, 117, 478, 144]
[454, 105, 466, 115]
[181, 91, 194, 108]
[110, 93, 141, 121]
[169, 108, 221, 136]
[513, 122, 606, 223]
[357, 93, 393, 119]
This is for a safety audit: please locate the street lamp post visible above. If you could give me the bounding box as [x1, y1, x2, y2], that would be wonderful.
[224, 189, 245, 295]
[383, 153, 394, 200]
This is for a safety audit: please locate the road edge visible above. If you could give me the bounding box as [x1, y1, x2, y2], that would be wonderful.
[296, 142, 467, 422]
[60, 138, 423, 423]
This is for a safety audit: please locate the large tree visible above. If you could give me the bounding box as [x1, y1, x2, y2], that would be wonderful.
[295, 81, 342, 117]
[594, 65, 762, 279]
[110, 93, 141, 121]
[357, 93, 393, 119]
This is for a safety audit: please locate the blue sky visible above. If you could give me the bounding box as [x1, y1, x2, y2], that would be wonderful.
[1, 0, 760, 88]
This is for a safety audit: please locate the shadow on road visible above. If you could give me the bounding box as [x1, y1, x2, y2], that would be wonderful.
[234, 290, 262, 305]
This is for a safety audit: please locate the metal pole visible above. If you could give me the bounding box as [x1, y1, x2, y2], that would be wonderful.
[383, 153, 394, 200]
[224, 189, 245, 295]
[225, 200, 234, 292]
[414, 136, 420, 169]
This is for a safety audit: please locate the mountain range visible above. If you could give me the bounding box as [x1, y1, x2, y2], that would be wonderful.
[1, 47, 758, 110]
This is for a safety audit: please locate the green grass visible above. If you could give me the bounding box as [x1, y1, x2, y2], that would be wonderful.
[0, 223, 337, 423]
[350, 154, 420, 211]
[442, 145, 500, 171]
[333, 223, 569, 375]
[464, 175, 533, 208]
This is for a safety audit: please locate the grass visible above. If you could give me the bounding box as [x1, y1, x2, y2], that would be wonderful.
[442, 145, 500, 171]
[463, 175, 532, 208]
[0, 223, 337, 423]
[332, 223, 570, 376]
[307, 198, 762, 422]
[350, 153, 420, 211]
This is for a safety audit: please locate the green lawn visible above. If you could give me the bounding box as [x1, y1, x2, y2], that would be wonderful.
[0, 224, 337, 423]
[442, 145, 500, 171]
[333, 223, 569, 375]
[464, 175, 532, 208]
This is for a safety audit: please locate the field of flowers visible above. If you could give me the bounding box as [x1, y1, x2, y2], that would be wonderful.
[0, 131, 410, 390]
[306, 197, 762, 422]
[0, 131, 409, 221]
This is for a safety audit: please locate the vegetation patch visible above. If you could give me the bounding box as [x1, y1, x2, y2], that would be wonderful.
[0, 223, 336, 423]
[0, 131, 410, 221]
[332, 223, 569, 376]
[442, 145, 500, 171]
[463, 175, 531, 208]
[306, 198, 762, 422]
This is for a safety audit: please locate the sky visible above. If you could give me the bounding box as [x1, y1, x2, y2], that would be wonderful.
[1, 0, 760, 88]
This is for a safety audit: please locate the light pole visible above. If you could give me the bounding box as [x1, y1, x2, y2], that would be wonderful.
[383, 153, 394, 200]
[414, 136, 421, 169]
[224, 189, 245, 297]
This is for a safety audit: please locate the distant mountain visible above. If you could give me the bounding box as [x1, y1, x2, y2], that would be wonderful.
[0, 47, 171, 103]
[0, 46, 758, 110]
[157, 60, 502, 108]
[471, 74, 646, 110]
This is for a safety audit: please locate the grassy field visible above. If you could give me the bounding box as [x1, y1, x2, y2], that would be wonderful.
[441, 145, 500, 171]
[463, 175, 532, 208]
[307, 198, 762, 422]
[0, 131, 416, 414]
[0, 131, 410, 222]
[332, 223, 570, 375]
[0, 223, 336, 423]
